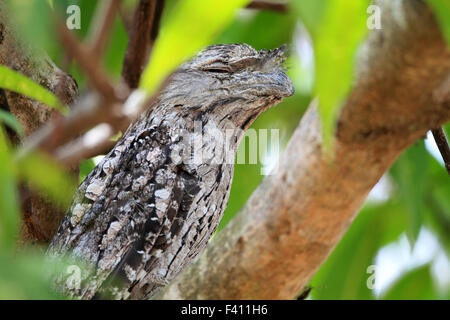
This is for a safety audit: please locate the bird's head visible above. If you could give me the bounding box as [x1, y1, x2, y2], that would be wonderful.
[160, 44, 294, 130]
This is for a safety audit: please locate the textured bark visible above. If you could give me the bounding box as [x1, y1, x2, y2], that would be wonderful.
[48, 44, 294, 299]
[157, 0, 450, 299]
[0, 3, 78, 243]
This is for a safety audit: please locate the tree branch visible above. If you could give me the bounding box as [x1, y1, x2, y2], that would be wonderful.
[87, 0, 121, 61]
[121, 0, 158, 89]
[157, 0, 450, 299]
[57, 19, 126, 101]
[150, 0, 165, 45]
[246, 1, 287, 13]
[0, 2, 79, 242]
[431, 127, 450, 175]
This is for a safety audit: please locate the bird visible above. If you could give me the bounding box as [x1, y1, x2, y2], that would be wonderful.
[47, 43, 294, 299]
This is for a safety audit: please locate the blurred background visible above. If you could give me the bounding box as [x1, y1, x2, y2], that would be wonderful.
[0, 0, 449, 299]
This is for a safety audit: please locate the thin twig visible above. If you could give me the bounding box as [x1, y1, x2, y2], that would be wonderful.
[49, 75, 173, 166]
[55, 130, 118, 166]
[18, 74, 172, 166]
[51, 78, 172, 166]
[87, 0, 121, 60]
[18, 93, 108, 155]
[297, 286, 312, 300]
[121, 0, 158, 89]
[431, 127, 450, 175]
[246, 1, 287, 13]
[76, 0, 166, 159]
[150, 0, 165, 45]
[57, 18, 126, 101]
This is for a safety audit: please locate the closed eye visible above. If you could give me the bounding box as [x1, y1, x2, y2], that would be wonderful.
[205, 68, 229, 73]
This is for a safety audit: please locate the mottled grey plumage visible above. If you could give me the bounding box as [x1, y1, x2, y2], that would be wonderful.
[48, 44, 294, 299]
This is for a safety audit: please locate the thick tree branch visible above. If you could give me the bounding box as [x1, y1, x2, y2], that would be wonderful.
[0, 3, 79, 242]
[157, 0, 450, 299]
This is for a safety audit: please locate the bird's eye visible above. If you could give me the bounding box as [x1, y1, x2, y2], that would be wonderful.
[205, 68, 229, 73]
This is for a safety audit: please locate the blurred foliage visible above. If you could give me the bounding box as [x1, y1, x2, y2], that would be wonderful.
[0, 127, 20, 251]
[5, 0, 55, 54]
[310, 202, 407, 299]
[392, 141, 450, 251]
[0, 65, 68, 114]
[381, 265, 445, 300]
[0, 0, 449, 300]
[391, 142, 431, 243]
[0, 110, 23, 137]
[294, 0, 369, 151]
[17, 152, 77, 210]
[310, 142, 450, 299]
[79, 158, 96, 183]
[0, 252, 61, 299]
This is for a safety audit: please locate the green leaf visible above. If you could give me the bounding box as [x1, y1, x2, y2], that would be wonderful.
[104, 17, 129, 80]
[444, 123, 450, 136]
[310, 202, 407, 299]
[315, 1, 369, 150]
[292, 0, 327, 36]
[79, 158, 96, 184]
[0, 126, 20, 251]
[382, 265, 440, 300]
[427, 0, 450, 44]
[423, 150, 450, 251]
[140, 0, 251, 95]
[0, 251, 62, 299]
[295, 0, 369, 151]
[217, 9, 297, 50]
[390, 141, 430, 244]
[0, 65, 68, 114]
[47, 0, 54, 10]
[5, 0, 55, 55]
[0, 109, 24, 136]
[388, 137, 450, 252]
[17, 152, 76, 210]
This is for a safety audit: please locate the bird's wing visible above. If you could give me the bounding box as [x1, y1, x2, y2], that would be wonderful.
[95, 166, 202, 299]
[49, 127, 200, 299]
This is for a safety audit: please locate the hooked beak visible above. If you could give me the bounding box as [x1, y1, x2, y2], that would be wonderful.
[270, 70, 295, 98]
[258, 45, 295, 98]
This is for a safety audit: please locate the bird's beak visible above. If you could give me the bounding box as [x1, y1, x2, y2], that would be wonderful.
[259, 45, 295, 98]
[271, 70, 295, 98]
